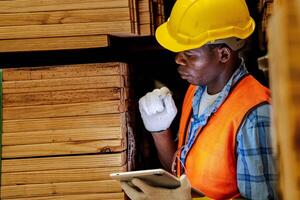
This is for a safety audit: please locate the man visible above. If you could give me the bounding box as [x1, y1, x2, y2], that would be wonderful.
[121, 0, 277, 199]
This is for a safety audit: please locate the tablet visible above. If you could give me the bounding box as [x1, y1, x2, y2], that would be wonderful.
[110, 168, 180, 189]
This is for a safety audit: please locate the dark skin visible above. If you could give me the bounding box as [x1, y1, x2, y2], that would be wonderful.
[152, 44, 241, 171]
[176, 44, 241, 94]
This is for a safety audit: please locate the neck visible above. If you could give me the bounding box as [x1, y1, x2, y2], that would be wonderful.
[207, 57, 241, 95]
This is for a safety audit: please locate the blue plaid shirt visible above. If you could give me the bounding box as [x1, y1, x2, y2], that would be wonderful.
[180, 60, 277, 199]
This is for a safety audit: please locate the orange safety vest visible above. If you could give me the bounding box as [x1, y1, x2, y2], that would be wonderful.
[177, 75, 270, 199]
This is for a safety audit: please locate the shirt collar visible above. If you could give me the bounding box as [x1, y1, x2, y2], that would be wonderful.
[192, 58, 249, 124]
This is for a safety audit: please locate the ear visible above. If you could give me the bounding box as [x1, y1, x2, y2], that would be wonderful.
[217, 46, 231, 63]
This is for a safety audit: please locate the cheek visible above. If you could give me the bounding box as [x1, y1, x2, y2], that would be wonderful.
[190, 65, 214, 84]
[186, 68, 205, 85]
[190, 61, 207, 76]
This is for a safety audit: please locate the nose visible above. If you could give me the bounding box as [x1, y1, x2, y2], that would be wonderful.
[175, 52, 187, 65]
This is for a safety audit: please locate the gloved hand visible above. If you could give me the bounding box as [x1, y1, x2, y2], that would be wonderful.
[120, 175, 192, 200]
[139, 87, 177, 132]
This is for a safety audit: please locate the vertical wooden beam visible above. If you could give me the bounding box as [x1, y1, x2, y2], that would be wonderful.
[268, 0, 300, 199]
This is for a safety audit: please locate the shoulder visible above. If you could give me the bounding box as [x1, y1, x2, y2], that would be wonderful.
[237, 103, 271, 147]
[244, 103, 270, 125]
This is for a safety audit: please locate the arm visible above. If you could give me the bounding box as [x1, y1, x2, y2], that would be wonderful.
[236, 104, 278, 199]
[151, 129, 177, 171]
[138, 87, 178, 171]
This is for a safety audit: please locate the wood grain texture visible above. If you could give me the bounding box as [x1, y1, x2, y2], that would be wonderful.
[2, 166, 127, 186]
[268, 1, 300, 199]
[3, 113, 126, 133]
[138, 0, 150, 12]
[3, 139, 126, 158]
[0, 21, 132, 40]
[3, 63, 128, 81]
[0, 35, 108, 52]
[139, 24, 152, 36]
[3, 88, 127, 107]
[0, 180, 122, 199]
[2, 152, 126, 172]
[3, 100, 126, 120]
[4, 193, 124, 200]
[0, 0, 129, 13]
[2, 127, 124, 146]
[3, 76, 125, 94]
[0, 8, 130, 27]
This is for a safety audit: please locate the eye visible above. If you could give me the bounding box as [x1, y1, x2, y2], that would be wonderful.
[184, 51, 194, 58]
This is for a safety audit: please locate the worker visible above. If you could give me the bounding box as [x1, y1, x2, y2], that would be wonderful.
[121, 0, 278, 199]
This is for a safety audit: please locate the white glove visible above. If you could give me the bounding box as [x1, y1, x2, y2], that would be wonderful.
[120, 175, 192, 200]
[139, 87, 177, 132]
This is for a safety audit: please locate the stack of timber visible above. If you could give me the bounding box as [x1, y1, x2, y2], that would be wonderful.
[0, 62, 134, 199]
[268, 0, 300, 199]
[0, 0, 166, 52]
[257, 0, 274, 51]
[135, 0, 166, 36]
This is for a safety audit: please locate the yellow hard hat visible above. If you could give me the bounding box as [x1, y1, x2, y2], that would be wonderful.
[155, 0, 255, 52]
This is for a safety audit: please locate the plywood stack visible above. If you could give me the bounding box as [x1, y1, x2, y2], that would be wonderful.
[137, 0, 153, 36]
[257, 0, 274, 51]
[0, 62, 134, 199]
[131, 0, 166, 36]
[155, 0, 166, 29]
[268, 0, 300, 199]
[0, 0, 166, 52]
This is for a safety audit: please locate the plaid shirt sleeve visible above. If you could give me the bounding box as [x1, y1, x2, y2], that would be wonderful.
[236, 104, 278, 199]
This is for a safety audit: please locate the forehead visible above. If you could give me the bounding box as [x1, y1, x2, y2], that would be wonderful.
[183, 45, 211, 54]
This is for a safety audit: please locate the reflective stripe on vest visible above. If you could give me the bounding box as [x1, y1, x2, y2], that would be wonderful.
[177, 75, 270, 199]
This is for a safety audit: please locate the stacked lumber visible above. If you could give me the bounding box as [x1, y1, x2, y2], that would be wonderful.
[0, 0, 166, 52]
[268, 0, 300, 199]
[135, 0, 165, 36]
[257, 0, 274, 51]
[0, 62, 134, 199]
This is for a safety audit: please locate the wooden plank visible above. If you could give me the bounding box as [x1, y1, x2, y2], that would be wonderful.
[0, 180, 122, 199]
[139, 23, 152, 36]
[3, 113, 126, 133]
[3, 76, 125, 94]
[0, 0, 130, 13]
[2, 152, 126, 172]
[268, 1, 300, 199]
[3, 63, 128, 81]
[0, 8, 130, 27]
[2, 166, 127, 186]
[3, 139, 126, 158]
[3, 88, 126, 107]
[0, 21, 132, 40]
[158, 0, 165, 24]
[138, 11, 151, 24]
[138, 0, 150, 12]
[129, 0, 138, 34]
[3, 100, 126, 120]
[0, 35, 108, 52]
[124, 76, 131, 88]
[2, 127, 124, 146]
[5, 193, 124, 200]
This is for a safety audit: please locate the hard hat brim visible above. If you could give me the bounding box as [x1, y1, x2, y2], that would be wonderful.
[155, 18, 255, 53]
[155, 22, 206, 53]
